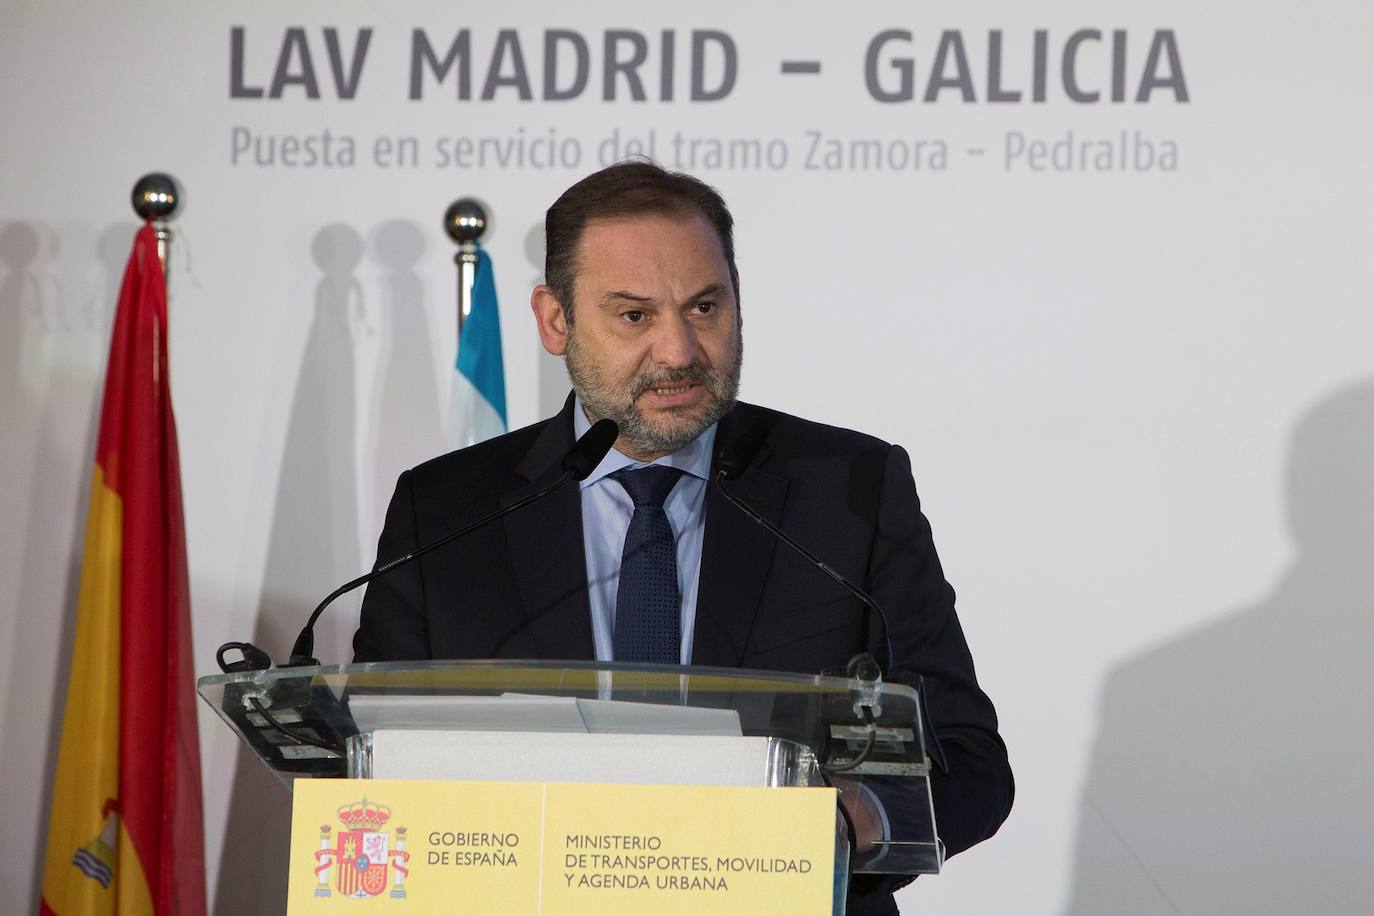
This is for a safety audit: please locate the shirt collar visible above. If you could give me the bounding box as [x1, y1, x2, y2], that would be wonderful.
[573, 396, 718, 489]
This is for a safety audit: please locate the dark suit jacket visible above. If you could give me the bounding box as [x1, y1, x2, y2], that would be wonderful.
[354, 397, 1013, 914]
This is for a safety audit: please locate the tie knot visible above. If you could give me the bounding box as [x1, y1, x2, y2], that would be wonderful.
[611, 465, 686, 508]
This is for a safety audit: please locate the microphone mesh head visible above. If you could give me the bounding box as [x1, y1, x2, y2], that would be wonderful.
[563, 418, 619, 480]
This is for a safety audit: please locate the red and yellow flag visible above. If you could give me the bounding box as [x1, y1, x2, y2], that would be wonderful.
[41, 224, 206, 916]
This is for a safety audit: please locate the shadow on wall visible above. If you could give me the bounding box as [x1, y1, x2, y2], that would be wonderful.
[214, 224, 369, 915]
[367, 218, 442, 541]
[0, 222, 45, 476]
[1, 220, 129, 916]
[1064, 379, 1374, 915]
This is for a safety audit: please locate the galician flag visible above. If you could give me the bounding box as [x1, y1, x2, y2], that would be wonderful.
[446, 246, 507, 448]
[40, 224, 207, 916]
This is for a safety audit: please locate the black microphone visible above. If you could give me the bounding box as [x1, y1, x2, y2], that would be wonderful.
[220, 418, 620, 671]
[716, 415, 770, 480]
[562, 415, 620, 479]
[712, 416, 896, 674]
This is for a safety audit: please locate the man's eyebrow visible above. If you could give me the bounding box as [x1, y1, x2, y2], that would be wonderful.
[685, 283, 727, 302]
[599, 283, 729, 307]
[600, 290, 653, 304]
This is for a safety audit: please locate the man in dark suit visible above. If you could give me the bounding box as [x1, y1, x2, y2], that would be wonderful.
[354, 162, 1011, 914]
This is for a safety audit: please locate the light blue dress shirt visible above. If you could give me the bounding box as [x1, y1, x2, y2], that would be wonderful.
[574, 398, 717, 665]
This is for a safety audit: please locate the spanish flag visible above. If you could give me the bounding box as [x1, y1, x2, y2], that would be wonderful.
[40, 224, 206, 915]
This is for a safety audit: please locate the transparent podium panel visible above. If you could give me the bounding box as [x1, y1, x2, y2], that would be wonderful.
[198, 660, 943, 877]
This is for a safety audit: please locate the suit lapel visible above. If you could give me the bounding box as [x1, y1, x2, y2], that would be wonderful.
[691, 408, 789, 667]
[500, 396, 597, 660]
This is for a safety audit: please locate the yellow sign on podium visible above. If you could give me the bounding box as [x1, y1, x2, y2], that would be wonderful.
[287, 779, 836, 915]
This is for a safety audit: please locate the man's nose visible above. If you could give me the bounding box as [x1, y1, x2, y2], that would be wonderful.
[650, 314, 698, 368]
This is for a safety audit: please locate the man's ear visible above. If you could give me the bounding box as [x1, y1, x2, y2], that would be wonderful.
[732, 268, 742, 328]
[530, 285, 569, 356]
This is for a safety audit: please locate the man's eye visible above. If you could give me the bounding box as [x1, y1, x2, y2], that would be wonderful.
[622, 310, 646, 323]
[694, 302, 715, 314]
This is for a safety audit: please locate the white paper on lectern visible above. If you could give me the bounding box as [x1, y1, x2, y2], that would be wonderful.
[575, 698, 742, 735]
[350, 692, 756, 783]
[347, 692, 743, 736]
[368, 730, 772, 785]
[347, 693, 587, 734]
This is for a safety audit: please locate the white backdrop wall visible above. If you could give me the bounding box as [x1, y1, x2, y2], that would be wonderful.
[3, 2, 1372, 913]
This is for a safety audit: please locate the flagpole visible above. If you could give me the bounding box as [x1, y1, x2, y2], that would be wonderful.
[131, 172, 183, 281]
[443, 197, 489, 339]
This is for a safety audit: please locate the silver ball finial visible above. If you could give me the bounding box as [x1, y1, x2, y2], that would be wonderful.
[131, 173, 183, 221]
[444, 198, 489, 245]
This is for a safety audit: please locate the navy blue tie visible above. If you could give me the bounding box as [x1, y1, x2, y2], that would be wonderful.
[611, 465, 686, 664]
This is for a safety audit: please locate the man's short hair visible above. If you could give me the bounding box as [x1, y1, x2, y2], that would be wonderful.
[544, 160, 739, 322]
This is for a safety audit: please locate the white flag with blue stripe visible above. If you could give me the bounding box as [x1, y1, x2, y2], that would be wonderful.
[446, 246, 507, 448]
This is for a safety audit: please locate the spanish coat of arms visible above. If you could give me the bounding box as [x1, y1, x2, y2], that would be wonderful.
[312, 797, 411, 899]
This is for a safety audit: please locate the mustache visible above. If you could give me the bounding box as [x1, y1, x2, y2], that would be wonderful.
[633, 364, 719, 393]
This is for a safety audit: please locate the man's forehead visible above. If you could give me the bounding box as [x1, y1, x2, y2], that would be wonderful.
[573, 213, 729, 282]
[582, 214, 725, 256]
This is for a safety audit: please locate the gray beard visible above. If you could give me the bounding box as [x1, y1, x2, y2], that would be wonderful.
[565, 331, 743, 458]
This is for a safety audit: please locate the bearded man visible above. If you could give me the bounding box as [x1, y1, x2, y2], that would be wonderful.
[353, 161, 1012, 915]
